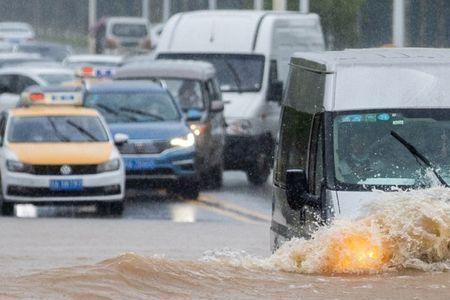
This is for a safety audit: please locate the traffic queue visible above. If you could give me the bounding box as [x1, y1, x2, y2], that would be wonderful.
[0, 51, 227, 215]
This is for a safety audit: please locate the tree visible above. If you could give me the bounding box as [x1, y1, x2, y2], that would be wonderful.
[309, 0, 366, 49]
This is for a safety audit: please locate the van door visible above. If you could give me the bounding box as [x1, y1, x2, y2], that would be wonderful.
[205, 79, 225, 168]
[305, 113, 326, 230]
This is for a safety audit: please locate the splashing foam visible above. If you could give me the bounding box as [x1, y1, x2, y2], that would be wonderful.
[209, 187, 450, 274]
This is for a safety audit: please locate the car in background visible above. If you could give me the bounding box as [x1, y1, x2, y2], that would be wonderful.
[0, 53, 50, 68]
[150, 23, 164, 49]
[91, 17, 151, 54]
[0, 86, 125, 216]
[63, 54, 123, 70]
[115, 60, 226, 188]
[0, 22, 35, 44]
[14, 41, 73, 61]
[83, 80, 200, 199]
[0, 66, 75, 110]
[0, 41, 13, 53]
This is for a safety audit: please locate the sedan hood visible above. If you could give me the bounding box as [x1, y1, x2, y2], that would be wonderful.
[8, 143, 112, 165]
[108, 121, 190, 140]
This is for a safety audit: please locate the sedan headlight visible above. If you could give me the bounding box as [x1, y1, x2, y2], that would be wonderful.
[97, 159, 120, 173]
[170, 133, 195, 148]
[6, 160, 33, 173]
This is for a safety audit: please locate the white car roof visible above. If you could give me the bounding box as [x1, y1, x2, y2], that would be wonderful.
[64, 55, 123, 64]
[0, 66, 74, 76]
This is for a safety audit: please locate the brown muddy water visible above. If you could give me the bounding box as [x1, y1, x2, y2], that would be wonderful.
[2, 187, 450, 299]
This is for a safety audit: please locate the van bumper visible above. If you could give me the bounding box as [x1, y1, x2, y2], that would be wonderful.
[223, 133, 274, 170]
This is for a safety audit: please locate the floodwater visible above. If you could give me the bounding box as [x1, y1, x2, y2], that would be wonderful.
[2, 187, 450, 299]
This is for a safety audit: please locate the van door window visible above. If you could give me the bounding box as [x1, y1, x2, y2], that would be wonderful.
[308, 114, 324, 195]
[274, 106, 314, 185]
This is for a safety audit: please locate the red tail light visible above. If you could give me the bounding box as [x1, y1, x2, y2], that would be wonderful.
[29, 93, 44, 101]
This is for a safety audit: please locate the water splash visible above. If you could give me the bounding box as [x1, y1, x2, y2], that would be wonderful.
[210, 187, 450, 274]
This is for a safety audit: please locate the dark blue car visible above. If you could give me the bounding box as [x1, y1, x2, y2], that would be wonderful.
[84, 80, 200, 199]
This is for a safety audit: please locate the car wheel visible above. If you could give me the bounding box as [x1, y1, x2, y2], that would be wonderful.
[179, 180, 200, 200]
[246, 152, 270, 186]
[1, 202, 14, 216]
[206, 164, 223, 190]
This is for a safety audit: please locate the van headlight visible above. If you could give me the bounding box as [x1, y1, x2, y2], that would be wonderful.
[97, 159, 120, 173]
[226, 119, 252, 135]
[170, 133, 195, 148]
[6, 160, 33, 173]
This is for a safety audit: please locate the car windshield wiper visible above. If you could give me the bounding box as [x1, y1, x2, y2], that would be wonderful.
[391, 130, 448, 187]
[224, 60, 242, 93]
[66, 120, 99, 142]
[48, 117, 70, 142]
[95, 103, 138, 122]
[118, 106, 165, 121]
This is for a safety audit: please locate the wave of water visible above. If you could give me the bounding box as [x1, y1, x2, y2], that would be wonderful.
[3, 187, 450, 299]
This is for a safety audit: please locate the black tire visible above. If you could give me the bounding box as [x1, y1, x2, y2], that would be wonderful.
[179, 180, 200, 200]
[246, 152, 270, 186]
[205, 164, 223, 190]
[97, 201, 123, 216]
[1, 202, 14, 216]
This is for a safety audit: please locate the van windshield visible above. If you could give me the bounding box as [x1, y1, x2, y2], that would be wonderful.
[333, 110, 450, 189]
[157, 53, 264, 92]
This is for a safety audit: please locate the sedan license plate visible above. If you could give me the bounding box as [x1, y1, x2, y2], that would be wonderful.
[49, 179, 83, 191]
[125, 158, 154, 170]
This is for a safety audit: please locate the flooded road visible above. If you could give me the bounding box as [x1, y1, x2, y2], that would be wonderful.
[2, 173, 450, 299]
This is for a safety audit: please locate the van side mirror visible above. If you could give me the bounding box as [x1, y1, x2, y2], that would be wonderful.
[114, 133, 129, 145]
[210, 100, 224, 113]
[268, 80, 283, 103]
[286, 169, 321, 210]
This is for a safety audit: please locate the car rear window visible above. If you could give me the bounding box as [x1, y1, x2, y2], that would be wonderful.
[112, 23, 147, 38]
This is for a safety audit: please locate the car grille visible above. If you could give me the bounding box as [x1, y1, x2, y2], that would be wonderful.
[7, 185, 121, 197]
[121, 41, 139, 47]
[126, 168, 174, 176]
[31, 165, 98, 175]
[118, 140, 171, 155]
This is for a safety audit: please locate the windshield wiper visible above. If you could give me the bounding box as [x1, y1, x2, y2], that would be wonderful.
[118, 107, 164, 121]
[391, 130, 448, 187]
[95, 103, 138, 122]
[224, 60, 242, 93]
[66, 120, 99, 142]
[48, 117, 70, 142]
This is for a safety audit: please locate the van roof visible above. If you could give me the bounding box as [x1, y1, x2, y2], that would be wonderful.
[289, 48, 450, 111]
[291, 48, 450, 72]
[116, 60, 216, 81]
[163, 10, 320, 53]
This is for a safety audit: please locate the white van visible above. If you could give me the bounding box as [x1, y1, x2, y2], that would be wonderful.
[155, 10, 325, 185]
[93, 17, 151, 54]
[271, 48, 450, 251]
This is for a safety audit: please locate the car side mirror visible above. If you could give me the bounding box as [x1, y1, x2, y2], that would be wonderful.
[186, 109, 202, 121]
[114, 133, 129, 145]
[210, 100, 224, 113]
[268, 80, 283, 103]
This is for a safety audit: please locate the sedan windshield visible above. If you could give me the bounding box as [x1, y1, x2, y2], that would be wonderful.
[333, 110, 450, 189]
[8, 116, 108, 143]
[158, 53, 264, 92]
[84, 91, 180, 124]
